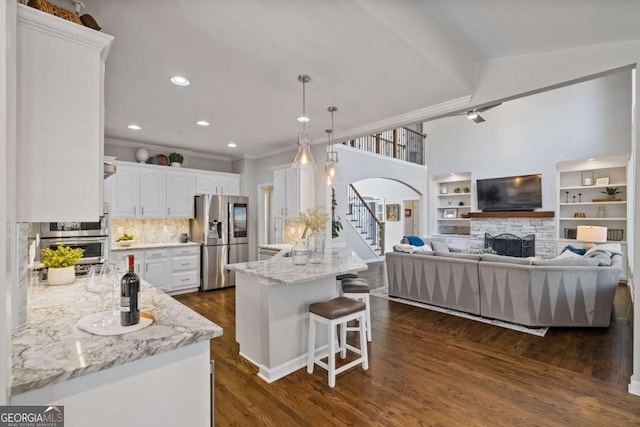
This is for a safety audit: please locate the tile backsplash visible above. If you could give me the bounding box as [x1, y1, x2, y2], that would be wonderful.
[111, 219, 190, 244]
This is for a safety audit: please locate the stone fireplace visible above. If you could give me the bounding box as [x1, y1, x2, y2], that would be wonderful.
[468, 211, 555, 258]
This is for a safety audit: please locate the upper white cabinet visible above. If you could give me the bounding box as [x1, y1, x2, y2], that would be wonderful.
[109, 161, 240, 218]
[16, 5, 113, 221]
[195, 174, 240, 195]
[167, 172, 196, 217]
[273, 168, 313, 218]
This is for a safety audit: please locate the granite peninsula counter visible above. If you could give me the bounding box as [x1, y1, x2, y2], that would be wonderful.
[11, 278, 222, 427]
[226, 247, 367, 382]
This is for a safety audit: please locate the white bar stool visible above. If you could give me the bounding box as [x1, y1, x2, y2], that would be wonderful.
[340, 277, 372, 342]
[307, 297, 369, 388]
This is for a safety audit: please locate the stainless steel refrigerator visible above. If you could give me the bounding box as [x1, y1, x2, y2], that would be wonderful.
[191, 195, 249, 290]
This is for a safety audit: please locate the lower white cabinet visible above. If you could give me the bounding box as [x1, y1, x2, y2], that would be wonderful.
[144, 249, 170, 291]
[170, 246, 201, 291]
[112, 246, 200, 292]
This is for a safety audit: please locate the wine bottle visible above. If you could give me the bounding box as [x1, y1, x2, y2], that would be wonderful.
[120, 254, 140, 326]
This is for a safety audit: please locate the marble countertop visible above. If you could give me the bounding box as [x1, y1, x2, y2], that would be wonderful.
[11, 278, 222, 396]
[257, 244, 293, 251]
[226, 247, 367, 286]
[110, 241, 201, 251]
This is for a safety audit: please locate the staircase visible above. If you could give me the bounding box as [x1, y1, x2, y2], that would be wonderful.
[346, 184, 385, 256]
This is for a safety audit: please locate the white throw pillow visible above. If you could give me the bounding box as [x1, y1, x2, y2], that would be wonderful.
[556, 250, 582, 259]
[393, 244, 417, 253]
[585, 242, 622, 256]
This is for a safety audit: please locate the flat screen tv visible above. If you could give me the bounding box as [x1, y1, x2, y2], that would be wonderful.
[476, 174, 542, 212]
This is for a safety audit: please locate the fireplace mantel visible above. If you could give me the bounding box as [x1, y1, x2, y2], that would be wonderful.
[468, 211, 555, 218]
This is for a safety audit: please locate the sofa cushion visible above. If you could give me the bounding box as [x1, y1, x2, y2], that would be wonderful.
[480, 254, 533, 265]
[556, 250, 583, 259]
[393, 244, 418, 253]
[532, 257, 601, 267]
[431, 242, 450, 253]
[561, 245, 587, 256]
[434, 251, 481, 261]
[414, 247, 434, 255]
[405, 235, 425, 247]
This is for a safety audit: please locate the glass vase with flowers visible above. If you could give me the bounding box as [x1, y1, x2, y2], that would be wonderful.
[300, 207, 329, 264]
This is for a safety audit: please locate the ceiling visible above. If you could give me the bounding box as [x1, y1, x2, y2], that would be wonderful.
[69, 0, 640, 159]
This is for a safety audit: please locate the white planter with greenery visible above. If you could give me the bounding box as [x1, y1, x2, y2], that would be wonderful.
[41, 244, 84, 286]
[48, 266, 76, 286]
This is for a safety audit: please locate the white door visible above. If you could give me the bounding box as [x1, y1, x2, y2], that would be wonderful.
[166, 172, 195, 218]
[110, 166, 140, 218]
[140, 169, 166, 218]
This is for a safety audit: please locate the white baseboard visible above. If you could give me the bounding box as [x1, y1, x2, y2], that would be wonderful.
[240, 345, 330, 383]
[629, 375, 640, 396]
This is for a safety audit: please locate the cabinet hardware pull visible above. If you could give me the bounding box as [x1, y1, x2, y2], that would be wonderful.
[142, 206, 144, 215]
[134, 207, 136, 215]
[182, 278, 190, 282]
[168, 207, 171, 215]
[182, 263, 189, 266]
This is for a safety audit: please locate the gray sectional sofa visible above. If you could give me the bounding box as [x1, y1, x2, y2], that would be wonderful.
[385, 245, 623, 327]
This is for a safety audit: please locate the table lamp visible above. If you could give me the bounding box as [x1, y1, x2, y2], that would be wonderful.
[576, 225, 607, 249]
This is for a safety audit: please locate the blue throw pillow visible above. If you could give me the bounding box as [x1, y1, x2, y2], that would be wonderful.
[405, 235, 424, 247]
[561, 245, 587, 256]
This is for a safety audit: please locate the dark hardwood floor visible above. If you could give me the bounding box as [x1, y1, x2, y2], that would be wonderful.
[175, 262, 639, 426]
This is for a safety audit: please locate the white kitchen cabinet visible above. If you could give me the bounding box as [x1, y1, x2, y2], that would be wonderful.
[169, 246, 200, 292]
[112, 250, 145, 277]
[273, 168, 313, 218]
[144, 248, 170, 291]
[110, 165, 140, 217]
[111, 163, 198, 219]
[195, 173, 240, 195]
[140, 170, 167, 218]
[16, 5, 113, 221]
[167, 172, 196, 217]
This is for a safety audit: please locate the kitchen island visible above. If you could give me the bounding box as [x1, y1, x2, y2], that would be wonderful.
[226, 247, 367, 383]
[11, 278, 222, 427]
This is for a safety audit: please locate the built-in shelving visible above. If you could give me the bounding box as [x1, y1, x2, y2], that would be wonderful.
[556, 155, 629, 280]
[432, 173, 472, 246]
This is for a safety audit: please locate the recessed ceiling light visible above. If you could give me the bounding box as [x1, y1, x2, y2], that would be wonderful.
[588, 158, 595, 161]
[128, 124, 141, 130]
[196, 120, 210, 127]
[297, 116, 310, 123]
[170, 76, 190, 86]
[227, 142, 237, 148]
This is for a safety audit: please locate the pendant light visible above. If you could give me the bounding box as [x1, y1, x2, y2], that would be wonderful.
[291, 75, 316, 169]
[325, 106, 338, 185]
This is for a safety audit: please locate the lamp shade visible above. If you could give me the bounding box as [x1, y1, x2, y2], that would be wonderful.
[291, 133, 316, 169]
[576, 225, 607, 244]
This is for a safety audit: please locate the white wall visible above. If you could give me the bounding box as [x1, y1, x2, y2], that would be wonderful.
[1, 0, 17, 405]
[232, 157, 257, 260]
[352, 178, 421, 254]
[426, 70, 632, 214]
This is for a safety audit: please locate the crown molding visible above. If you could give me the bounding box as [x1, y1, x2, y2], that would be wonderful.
[105, 137, 234, 162]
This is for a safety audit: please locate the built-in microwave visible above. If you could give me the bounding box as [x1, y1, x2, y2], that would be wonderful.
[37, 236, 108, 265]
[39, 214, 108, 238]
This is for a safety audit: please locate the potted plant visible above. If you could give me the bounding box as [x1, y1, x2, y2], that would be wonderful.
[40, 245, 84, 285]
[602, 187, 621, 199]
[332, 216, 343, 238]
[169, 152, 184, 167]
